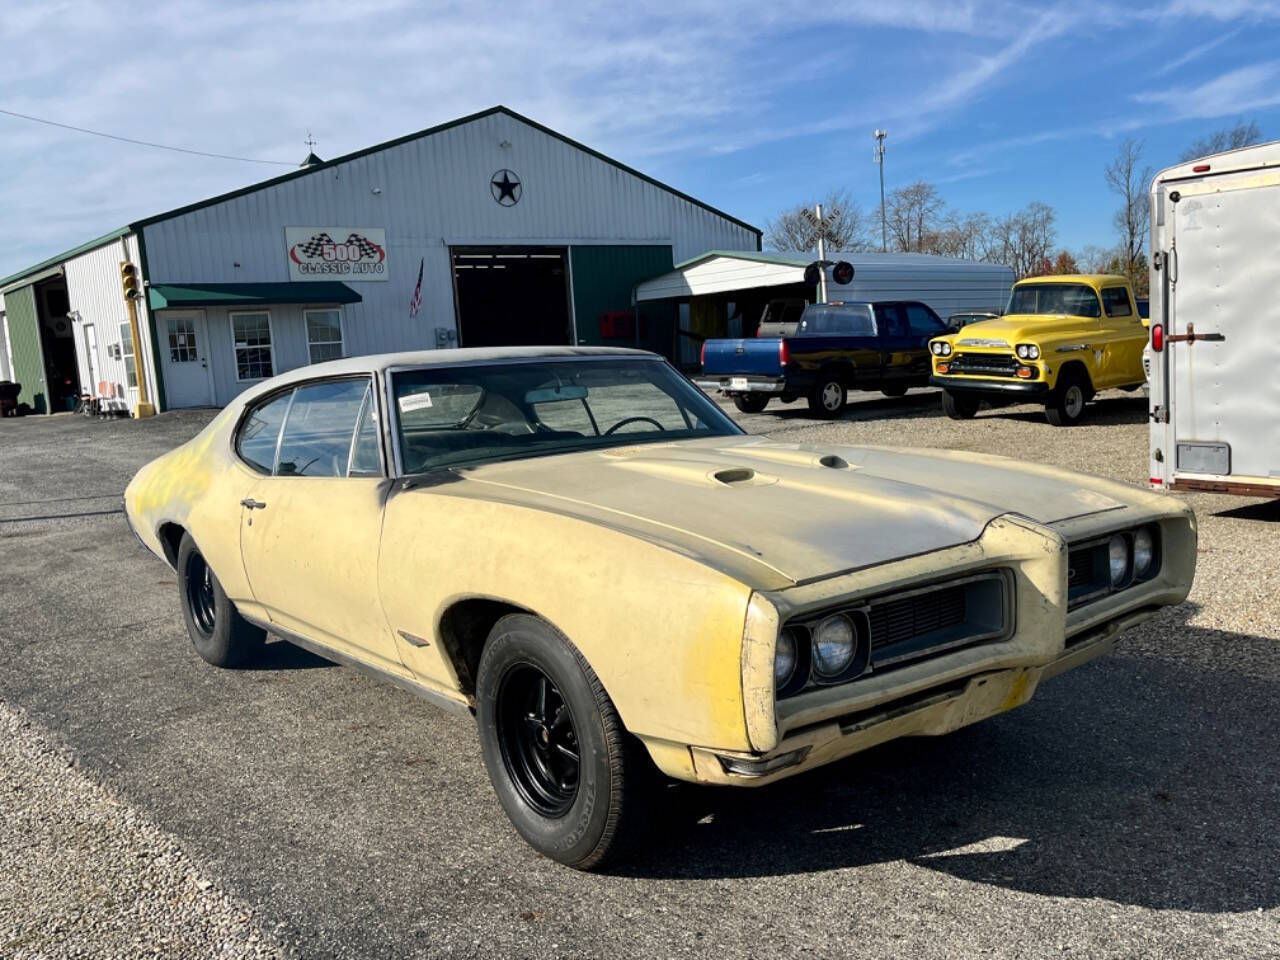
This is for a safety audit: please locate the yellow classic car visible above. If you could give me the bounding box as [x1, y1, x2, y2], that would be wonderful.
[125, 347, 1196, 869]
[929, 274, 1148, 425]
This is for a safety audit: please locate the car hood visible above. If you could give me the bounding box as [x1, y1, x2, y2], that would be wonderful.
[949, 315, 1098, 346]
[452, 436, 1129, 587]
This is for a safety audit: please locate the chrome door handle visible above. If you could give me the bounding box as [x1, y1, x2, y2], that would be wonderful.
[239, 498, 267, 509]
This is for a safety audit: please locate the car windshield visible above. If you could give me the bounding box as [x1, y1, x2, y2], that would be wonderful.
[1007, 283, 1101, 318]
[391, 357, 742, 473]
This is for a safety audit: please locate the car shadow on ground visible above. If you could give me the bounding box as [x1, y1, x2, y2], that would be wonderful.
[1213, 499, 1280, 523]
[614, 605, 1278, 914]
[253, 638, 339, 671]
[983, 394, 1149, 427]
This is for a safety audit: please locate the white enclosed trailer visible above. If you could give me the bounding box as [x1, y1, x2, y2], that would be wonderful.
[1148, 141, 1280, 498]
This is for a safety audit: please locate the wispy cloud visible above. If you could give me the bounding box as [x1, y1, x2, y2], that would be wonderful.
[1134, 61, 1280, 118]
[1150, 27, 1243, 78]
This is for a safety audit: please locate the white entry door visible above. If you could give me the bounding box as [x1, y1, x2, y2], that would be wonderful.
[160, 311, 214, 408]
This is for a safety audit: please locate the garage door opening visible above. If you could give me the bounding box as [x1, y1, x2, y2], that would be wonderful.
[452, 246, 572, 348]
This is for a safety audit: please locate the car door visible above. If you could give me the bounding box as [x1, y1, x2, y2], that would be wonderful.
[902, 303, 949, 383]
[237, 376, 400, 669]
[1097, 285, 1145, 387]
[874, 303, 917, 390]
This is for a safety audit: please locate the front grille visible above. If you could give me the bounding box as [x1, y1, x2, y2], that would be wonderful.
[778, 572, 1014, 698]
[948, 353, 1020, 377]
[1067, 542, 1111, 608]
[868, 584, 967, 652]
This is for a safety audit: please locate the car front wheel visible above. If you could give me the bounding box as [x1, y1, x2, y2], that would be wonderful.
[176, 533, 265, 667]
[1046, 372, 1090, 426]
[941, 390, 980, 419]
[476, 614, 651, 870]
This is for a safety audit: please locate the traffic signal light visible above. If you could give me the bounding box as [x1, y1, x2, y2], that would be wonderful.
[120, 261, 140, 300]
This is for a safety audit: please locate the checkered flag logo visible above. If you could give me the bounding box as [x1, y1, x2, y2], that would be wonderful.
[294, 232, 336, 259]
[345, 233, 383, 260]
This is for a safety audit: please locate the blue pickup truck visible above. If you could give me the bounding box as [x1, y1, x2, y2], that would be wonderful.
[700, 300, 948, 417]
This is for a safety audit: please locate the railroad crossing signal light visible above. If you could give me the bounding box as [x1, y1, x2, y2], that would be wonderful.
[832, 260, 855, 285]
[120, 261, 140, 300]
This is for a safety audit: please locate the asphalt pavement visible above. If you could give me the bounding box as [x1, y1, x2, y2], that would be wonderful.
[1, 393, 1277, 959]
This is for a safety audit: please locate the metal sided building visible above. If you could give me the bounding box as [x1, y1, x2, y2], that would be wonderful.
[0, 106, 759, 414]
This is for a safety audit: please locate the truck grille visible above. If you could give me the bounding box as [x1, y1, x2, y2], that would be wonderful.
[948, 353, 1019, 377]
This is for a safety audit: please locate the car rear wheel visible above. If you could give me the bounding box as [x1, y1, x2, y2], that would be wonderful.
[176, 533, 265, 667]
[807, 376, 846, 418]
[732, 394, 769, 414]
[1046, 371, 1090, 426]
[941, 390, 980, 419]
[476, 614, 652, 870]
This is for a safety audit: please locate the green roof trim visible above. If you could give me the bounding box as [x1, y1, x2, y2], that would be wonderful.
[0, 225, 131, 291]
[148, 281, 362, 310]
[129, 106, 760, 237]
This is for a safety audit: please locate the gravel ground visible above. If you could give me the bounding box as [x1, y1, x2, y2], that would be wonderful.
[0, 698, 285, 959]
[1, 390, 1278, 959]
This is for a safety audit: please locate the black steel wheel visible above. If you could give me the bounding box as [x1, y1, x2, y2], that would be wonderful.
[497, 664, 581, 817]
[476, 614, 655, 869]
[176, 533, 265, 668]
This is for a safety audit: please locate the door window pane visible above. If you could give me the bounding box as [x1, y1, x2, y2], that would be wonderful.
[276, 379, 369, 477]
[348, 385, 383, 477]
[306, 310, 344, 363]
[236, 391, 293, 474]
[904, 304, 945, 336]
[232, 313, 274, 381]
[118, 321, 138, 388]
[874, 305, 907, 337]
[167, 316, 198, 363]
[1101, 287, 1132, 317]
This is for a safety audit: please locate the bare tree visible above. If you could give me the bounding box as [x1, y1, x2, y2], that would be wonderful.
[1180, 121, 1262, 161]
[1105, 138, 1152, 290]
[1075, 243, 1118, 274]
[887, 181, 945, 252]
[764, 189, 873, 253]
[986, 202, 1057, 278]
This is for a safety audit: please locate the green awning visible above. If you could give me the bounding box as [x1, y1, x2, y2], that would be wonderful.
[148, 281, 362, 310]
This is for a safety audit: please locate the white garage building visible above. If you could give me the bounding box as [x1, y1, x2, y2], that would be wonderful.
[0, 106, 759, 414]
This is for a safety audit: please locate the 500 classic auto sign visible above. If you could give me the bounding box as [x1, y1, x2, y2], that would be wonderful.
[286, 227, 389, 281]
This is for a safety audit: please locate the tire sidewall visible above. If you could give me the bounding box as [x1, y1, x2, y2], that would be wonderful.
[476, 616, 615, 865]
[176, 534, 247, 667]
[809, 375, 846, 418]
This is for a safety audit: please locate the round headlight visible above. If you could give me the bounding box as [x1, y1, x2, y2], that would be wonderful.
[775, 628, 799, 687]
[1108, 534, 1130, 586]
[1016, 344, 1029, 359]
[1133, 528, 1155, 578]
[1027, 344, 1041, 359]
[942, 342, 952, 356]
[931, 341, 943, 355]
[812, 615, 856, 678]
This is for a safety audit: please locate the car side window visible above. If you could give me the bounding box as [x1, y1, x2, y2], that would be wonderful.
[348, 384, 383, 477]
[235, 391, 293, 474]
[1102, 287, 1133, 318]
[904, 304, 945, 337]
[276, 379, 370, 478]
[875, 304, 907, 337]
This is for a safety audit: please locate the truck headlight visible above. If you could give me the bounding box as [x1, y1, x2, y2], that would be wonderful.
[941, 342, 952, 356]
[930, 341, 944, 356]
[812, 615, 855, 677]
[1108, 534, 1131, 586]
[1016, 344, 1040, 360]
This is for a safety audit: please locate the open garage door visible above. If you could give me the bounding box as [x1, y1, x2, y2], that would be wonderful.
[451, 246, 572, 347]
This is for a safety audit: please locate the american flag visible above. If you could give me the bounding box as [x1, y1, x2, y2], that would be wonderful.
[408, 257, 424, 318]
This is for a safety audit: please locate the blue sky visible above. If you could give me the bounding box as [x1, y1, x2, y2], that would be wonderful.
[3, 0, 1279, 276]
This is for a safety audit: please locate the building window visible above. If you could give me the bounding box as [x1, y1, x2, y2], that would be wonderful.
[167, 315, 198, 363]
[118, 321, 138, 388]
[305, 309, 344, 363]
[231, 312, 274, 381]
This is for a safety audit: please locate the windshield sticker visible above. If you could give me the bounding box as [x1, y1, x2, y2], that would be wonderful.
[399, 392, 434, 412]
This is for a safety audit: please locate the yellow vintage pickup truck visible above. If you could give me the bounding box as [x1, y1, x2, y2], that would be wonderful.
[929, 274, 1147, 426]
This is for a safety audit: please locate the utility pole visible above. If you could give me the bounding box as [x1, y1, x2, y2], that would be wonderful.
[814, 203, 828, 304]
[873, 129, 888, 252]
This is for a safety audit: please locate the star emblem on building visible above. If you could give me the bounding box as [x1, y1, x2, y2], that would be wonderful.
[490, 169, 522, 206]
